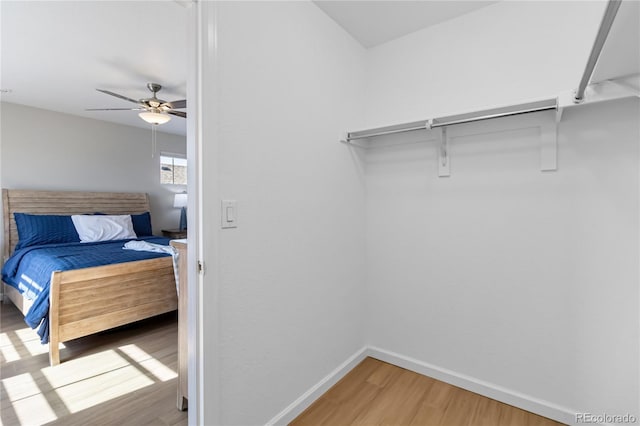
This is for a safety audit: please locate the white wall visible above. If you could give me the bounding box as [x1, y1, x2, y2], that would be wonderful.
[199, 2, 367, 424]
[0, 102, 187, 247]
[363, 0, 639, 422]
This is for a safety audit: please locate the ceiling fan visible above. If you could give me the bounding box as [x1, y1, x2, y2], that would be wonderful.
[87, 82, 186, 125]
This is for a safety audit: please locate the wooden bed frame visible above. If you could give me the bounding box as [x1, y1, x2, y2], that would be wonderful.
[2, 189, 178, 366]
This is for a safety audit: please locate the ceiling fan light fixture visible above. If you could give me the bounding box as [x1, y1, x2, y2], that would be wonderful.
[139, 111, 171, 125]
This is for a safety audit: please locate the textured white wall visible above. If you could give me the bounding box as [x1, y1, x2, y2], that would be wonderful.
[363, 0, 639, 421]
[199, 2, 367, 424]
[0, 102, 187, 245]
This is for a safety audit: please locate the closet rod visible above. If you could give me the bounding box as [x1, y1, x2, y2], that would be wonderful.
[574, 0, 622, 102]
[346, 98, 557, 141]
[347, 121, 429, 140]
[429, 99, 557, 128]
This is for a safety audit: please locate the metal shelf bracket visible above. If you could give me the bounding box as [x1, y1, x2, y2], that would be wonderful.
[437, 126, 450, 177]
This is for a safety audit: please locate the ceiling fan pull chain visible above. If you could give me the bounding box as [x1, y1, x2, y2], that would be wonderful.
[151, 124, 157, 158]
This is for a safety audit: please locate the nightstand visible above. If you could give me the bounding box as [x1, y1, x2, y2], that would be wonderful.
[162, 229, 187, 239]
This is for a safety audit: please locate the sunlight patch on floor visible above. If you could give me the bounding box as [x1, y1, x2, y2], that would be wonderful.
[0, 338, 21, 362]
[0, 327, 33, 362]
[0, 327, 65, 362]
[7, 388, 58, 425]
[1, 342, 176, 423]
[42, 349, 135, 388]
[1, 302, 185, 425]
[14, 327, 39, 343]
[118, 344, 178, 382]
[2, 372, 42, 401]
[53, 364, 154, 413]
[0, 329, 16, 346]
[1, 350, 154, 419]
[23, 340, 52, 356]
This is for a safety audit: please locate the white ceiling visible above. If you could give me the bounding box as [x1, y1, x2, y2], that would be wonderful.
[1, 1, 189, 136]
[2, 0, 635, 137]
[313, 1, 499, 48]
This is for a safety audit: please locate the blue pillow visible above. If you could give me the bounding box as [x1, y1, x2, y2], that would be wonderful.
[131, 212, 153, 236]
[14, 213, 80, 250]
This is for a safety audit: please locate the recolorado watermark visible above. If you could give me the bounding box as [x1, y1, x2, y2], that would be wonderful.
[576, 413, 638, 424]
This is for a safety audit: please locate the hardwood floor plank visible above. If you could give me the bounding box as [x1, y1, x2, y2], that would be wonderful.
[468, 396, 504, 426]
[291, 358, 384, 426]
[352, 369, 432, 425]
[291, 357, 566, 426]
[408, 402, 447, 426]
[291, 397, 341, 426]
[436, 387, 482, 426]
[316, 382, 383, 426]
[324, 357, 382, 404]
[365, 359, 402, 388]
[421, 378, 453, 409]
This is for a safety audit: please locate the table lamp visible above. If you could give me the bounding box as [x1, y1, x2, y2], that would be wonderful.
[174, 192, 187, 231]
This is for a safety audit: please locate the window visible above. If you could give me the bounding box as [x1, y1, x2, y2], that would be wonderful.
[160, 154, 187, 185]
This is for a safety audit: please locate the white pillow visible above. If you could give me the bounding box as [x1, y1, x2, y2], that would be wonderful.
[71, 215, 137, 242]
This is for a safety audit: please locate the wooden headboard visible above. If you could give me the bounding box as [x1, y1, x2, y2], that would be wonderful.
[2, 189, 151, 261]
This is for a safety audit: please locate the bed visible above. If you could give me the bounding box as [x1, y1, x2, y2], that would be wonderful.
[2, 189, 178, 366]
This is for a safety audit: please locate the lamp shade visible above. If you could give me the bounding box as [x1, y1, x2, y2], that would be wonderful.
[139, 111, 171, 125]
[173, 193, 188, 208]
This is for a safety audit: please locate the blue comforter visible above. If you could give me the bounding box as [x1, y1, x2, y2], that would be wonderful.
[1, 236, 172, 343]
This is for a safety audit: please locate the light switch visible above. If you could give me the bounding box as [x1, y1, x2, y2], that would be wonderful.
[221, 200, 237, 229]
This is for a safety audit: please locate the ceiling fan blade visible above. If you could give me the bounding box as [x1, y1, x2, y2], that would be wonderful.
[167, 99, 186, 109]
[96, 89, 141, 105]
[168, 110, 187, 118]
[86, 107, 145, 111]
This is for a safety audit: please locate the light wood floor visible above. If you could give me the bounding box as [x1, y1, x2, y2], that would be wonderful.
[0, 301, 187, 426]
[291, 357, 565, 426]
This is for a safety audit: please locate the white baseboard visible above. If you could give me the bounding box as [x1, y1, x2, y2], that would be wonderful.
[368, 346, 579, 426]
[266, 345, 584, 426]
[265, 346, 370, 426]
